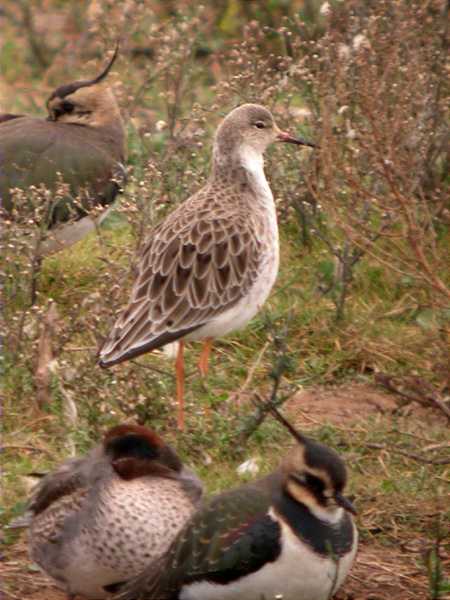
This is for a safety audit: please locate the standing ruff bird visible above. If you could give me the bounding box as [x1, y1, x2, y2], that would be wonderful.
[114, 407, 358, 600]
[24, 424, 202, 599]
[99, 104, 314, 428]
[0, 46, 126, 255]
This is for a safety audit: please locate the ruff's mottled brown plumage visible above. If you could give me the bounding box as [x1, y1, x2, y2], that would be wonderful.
[25, 424, 202, 599]
[99, 104, 314, 428]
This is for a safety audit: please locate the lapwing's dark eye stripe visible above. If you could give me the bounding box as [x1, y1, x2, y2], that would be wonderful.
[305, 474, 325, 495]
[291, 473, 306, 485]
[62, 101, 74, 113]
[254, 121, 266, 129]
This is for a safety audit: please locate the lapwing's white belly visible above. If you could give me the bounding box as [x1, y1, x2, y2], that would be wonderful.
[180, 511, 358, 600]
[186, 151, 279, 341]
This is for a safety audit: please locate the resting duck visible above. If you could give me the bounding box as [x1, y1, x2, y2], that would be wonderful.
[25, 423, 202, 599]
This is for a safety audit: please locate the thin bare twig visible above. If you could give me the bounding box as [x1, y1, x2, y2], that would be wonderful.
[239, 341, 270, 394]
[237, 326, 297, 445]
[375, 373, 450, 421]
[366, 443, 450, 465]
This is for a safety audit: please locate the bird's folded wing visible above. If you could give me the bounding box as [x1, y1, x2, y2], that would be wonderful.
[0, 118, 125, 222]
[115, 481, 279, 599]
[100, 190, 264, 366]
[27, 453, 96, 516]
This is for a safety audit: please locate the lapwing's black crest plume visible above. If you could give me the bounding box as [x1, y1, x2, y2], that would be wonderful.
[90, 43, 120, 85]
[251, 394, 353, 505]
[0, 42, 126, 270]
[252, 394, 307, 445]
[48, 44, 120, 102]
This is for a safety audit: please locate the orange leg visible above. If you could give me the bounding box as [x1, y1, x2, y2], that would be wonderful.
[198, 338, 213, 378]
[176, 340, 185, 431]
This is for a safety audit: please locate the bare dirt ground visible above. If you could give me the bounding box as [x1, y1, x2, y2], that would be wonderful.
[1, 383, 448, 600]
[338, 543, 430, 600]
[0, 541, 431, 600]
[287, 382, 399, 427]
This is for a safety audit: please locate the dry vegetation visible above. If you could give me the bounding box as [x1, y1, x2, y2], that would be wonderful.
[1, 1, 449, 599]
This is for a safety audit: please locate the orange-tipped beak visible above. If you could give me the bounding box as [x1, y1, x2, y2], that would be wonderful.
[277, 130, 316, 148]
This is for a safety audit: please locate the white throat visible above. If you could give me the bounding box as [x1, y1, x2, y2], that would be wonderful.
[238, 144, 272, 200]
[309, 504, 345, 525]
[239, 144, 264, 175]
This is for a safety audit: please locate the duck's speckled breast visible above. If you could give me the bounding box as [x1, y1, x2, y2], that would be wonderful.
[30, 475, 197, 598]
[84, 476, 197, 574]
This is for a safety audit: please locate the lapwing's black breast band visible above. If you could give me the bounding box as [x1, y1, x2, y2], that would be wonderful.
[277, 491, 354, 556]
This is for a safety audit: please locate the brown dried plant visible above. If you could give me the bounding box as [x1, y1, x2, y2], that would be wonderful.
[299, 0, 449, 310]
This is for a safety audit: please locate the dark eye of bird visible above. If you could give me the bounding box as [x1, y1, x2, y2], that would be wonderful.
[254, 121, 266, 129]
[305, 474, 326, 496]
[62, 101, 74, 113]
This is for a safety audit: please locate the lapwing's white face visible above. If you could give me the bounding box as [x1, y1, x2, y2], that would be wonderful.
[46, 85, 119, 127]
[282, 444, 356, 522]
[45, 48, 121, 128]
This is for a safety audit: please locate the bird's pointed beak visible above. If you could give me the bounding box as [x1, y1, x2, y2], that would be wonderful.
[335, 492, 357, 515]
[276, 130, 316, 148]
